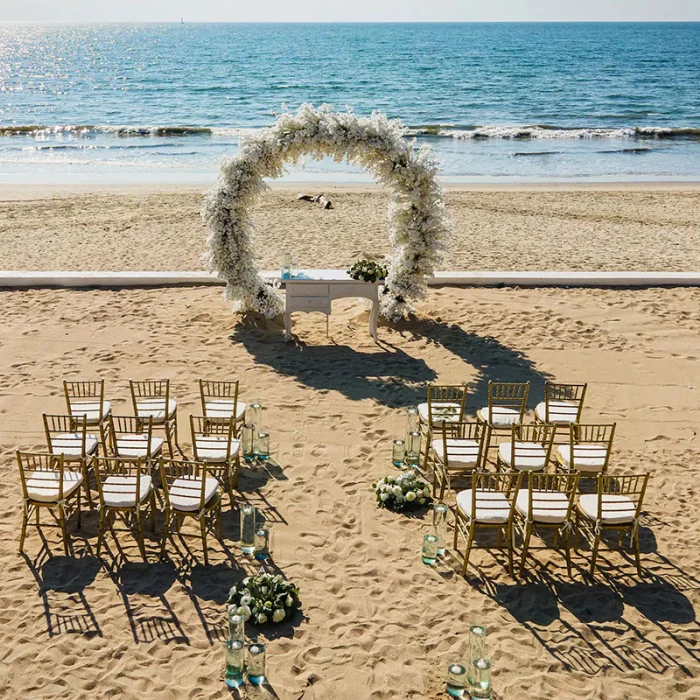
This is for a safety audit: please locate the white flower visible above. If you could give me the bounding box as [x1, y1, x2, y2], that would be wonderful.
[380, 493, 389, 502]
[272, 608, 286, 623]
[392, 485, 402, 497]
[240, 594, 252, 606]
[423, 488, 430, 497]
[260, 586, 269, 595]
[237, 605, 251, 621]
[386, 476, 395, 484]
[286, 595, 294, 607]
[406, 491, 416, 502]
[257, 613, 268, 624]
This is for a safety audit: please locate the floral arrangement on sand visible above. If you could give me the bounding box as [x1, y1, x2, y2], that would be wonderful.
[347, 259, 388, 283]
[227, 572, 300, 625]
[373, 472, 433, 512]
[202, 103, 451, 321]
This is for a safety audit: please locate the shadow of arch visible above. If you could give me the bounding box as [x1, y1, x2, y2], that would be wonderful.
[230, 314, 552, 408]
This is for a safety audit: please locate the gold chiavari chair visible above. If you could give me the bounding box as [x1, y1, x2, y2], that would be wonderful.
[576, 473, 649, 577]
[93, 456, 156, 559]
[534, 382, 587, 425]
[108, 415, 163, 470]
[515, 472, 579, 577]
[432, 421, 490, 501]
[159, 457, 222, 565]
[476, 381, 530, 429]
[16, 451, 82, 555]
[453, 471, 522, 577]
[496, 423, 556, 473]
[190, 414, 240, 507]
[555, 423, 615, 476]
[420, 384, 468, 470]
[63, 379, 112, 448]
[129, 379, 178, 457]
[199, 379, 247, 425]
[43, 413, 97, 507]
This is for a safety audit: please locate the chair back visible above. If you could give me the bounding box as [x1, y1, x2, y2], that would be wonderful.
[596, 473, 649, 522]
[469, 470, 522, 521]
[16, 451, 66, 502]
[63, 379, 106, 417]
[488, 381, 530, 418]
[199, 379, 239, 417]
[108, 415, 155, 456]
[426, 384, 467, 425]
[509, 423, 556, 463]
[543, 382, 586, 422]
[93, 456, 147, 508]
[130, 379, 170, 412]
[190, 415, 236, 461]
[568, 423, 615, 473]
[524, 472, 579, 523]
[441, 421, 490, 470]
[159, 457, 213, 513]
[43, 413, 88, 455]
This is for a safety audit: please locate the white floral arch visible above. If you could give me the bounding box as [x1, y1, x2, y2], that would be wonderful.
[202, 104, 450, 321]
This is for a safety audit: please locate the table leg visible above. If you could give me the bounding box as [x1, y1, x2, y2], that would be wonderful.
[369, 296, 379, 342]
[284, 310, 292, 342]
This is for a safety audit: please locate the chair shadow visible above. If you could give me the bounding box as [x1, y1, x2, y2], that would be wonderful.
[22, 538, 102, 638]
[230, 313, 552, 408]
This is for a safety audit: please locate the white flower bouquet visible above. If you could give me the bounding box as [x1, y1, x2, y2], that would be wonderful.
[227, 572, 300, 625]
[347, 259, 388, 283]
[372, 472, 432, 512]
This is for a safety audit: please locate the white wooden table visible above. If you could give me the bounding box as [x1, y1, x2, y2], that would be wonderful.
[282, 269, 380, 342]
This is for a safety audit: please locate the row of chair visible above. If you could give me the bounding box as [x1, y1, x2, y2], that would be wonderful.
[16, 452, 225, 564]
[452, 470, 649, 579]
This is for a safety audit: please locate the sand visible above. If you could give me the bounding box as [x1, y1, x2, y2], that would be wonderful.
[1, 183, 700, 273]
[0, 282, 699, 699]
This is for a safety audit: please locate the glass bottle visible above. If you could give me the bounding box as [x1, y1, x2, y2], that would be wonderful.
[446, 662, 467, 698]
[247, 643, 266, 686]
[241, 422, 256, 462]
[227, 607, 245, 643]
[468, 625, 487, 685]
[392, 438, 406, 468]
[224, 639, 245, 688]
[406, 405, 420, 433]
[254, 527, 270, 560]
[247, 401, 263, 434]
[240, 503, 256, 554]
[470, 658, 491, 699]
[257, 432, 270, 460]
[433, 502, 449, 556]
[281, 252, 291, 279]
[290, 257, 299, 279]
[422, 533, 439, 565]
[406, 430, 421, 467]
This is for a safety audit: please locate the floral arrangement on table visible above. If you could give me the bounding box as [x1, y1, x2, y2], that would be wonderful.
[347, 259, 388, 283]
[373, 472, 433, 512]
[202, 103, 451, 321]
[227, 572, 300, 625]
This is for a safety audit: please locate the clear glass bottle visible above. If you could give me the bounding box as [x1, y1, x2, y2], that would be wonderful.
[422, 533, 439, 564]
[241, 422, 256, 462]
[468, 625, 487, 686]
[433, 502, 449, 556]
[406, 430, 421, 467]
[224, 639, 245, 688]
[392, 438, 406, 468]
[290, 257, 299, 279]
[406, 405, 420, 433]
[247, 643, 266, 686]
[227, 607, 245, 643]
[281, 252, 291, 279]
[240, 503, 256, 554]
[254, 527, 270, 560]
[247, 401, 263, 434]
[257, 432, 270, 460]
[470, 658, 491, 699]
[446, 662, 467, 698]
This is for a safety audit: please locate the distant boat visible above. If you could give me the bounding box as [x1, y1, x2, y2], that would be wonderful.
[181, 17, 184, 24]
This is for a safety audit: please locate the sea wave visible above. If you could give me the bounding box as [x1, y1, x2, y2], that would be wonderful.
[0, 124, 248, 138]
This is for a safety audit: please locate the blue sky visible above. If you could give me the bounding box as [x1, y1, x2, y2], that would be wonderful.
[2, 0, 699, 23]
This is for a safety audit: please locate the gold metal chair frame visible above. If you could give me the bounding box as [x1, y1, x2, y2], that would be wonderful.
[556, 423, 616, 476]
[108, 414, 162, 472]
[199, 379, 243, 427]
[535, 381, 587, 424]
[421, 384, 468, 471]
[63, 379, 111, 449]
[495, 422, 557, 473]
[129, 379, 179, 457]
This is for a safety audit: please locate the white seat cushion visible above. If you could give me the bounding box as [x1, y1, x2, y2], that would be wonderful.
[535, 401, 579, 424]
[578, 494, 637, 525]
[432, 438, 479, 467]
[195, 436, 241, 462]
[557, 445, 608, 472]
[169, 476, 219, 511]
[69, 400, 111, 424]
[477, 406, 520, 426]
[516, 489, 570, 524]
[136, 398, 177, 422]
[204, 400, 247, 420]
[456, 489, 511, 524]
[26, 469, 83, 503]
[498, 442, 547, 471]
[102, 475, 152, 509]
[418, 402, 462, 424]
[115, 434, 164, 458]
[51, 433, 98, 459]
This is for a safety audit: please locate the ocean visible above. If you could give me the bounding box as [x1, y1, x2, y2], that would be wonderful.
[1, 22, 699, 184]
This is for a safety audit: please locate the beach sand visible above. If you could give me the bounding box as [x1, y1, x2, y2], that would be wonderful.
[1, 183, 700, 273]
[0, 282, 699, 699]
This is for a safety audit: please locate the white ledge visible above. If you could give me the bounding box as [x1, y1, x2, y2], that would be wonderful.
[0, 270, 699, 289]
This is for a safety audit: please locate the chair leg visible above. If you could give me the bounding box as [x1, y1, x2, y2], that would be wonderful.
[19, 505, 28, 553]
[160, 509, 170, 559]
[135, 507, 147, 560]
[150, 491, 156, 532]
[233, 455, 240, 491]
[200, 515, 209, 566]
[76, 489, 81, 530]
[82, 461, 94, 508]
[633, 527, 642, 577]
[96, 507, 106, 556]
[519, 522, 533, 577]
[506, 524, 515, 577]
[461, 522, 476, 577]
[58, 503, 70, 557]
[453, 515, 460, 549]
[564, 527, 573, 578]
[590, 528, 602, 578]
